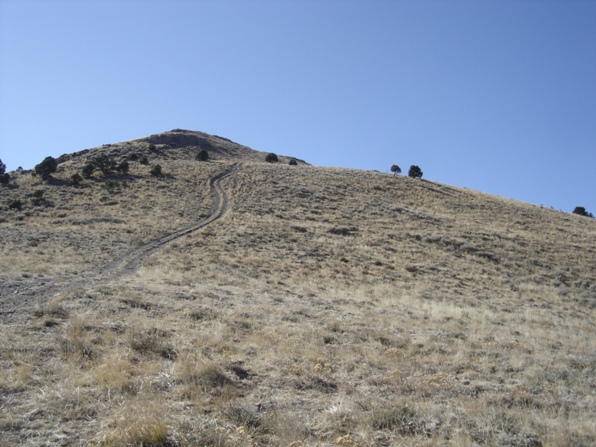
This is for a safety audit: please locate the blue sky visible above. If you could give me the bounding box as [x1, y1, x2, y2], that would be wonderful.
[1, 0, 595, 214]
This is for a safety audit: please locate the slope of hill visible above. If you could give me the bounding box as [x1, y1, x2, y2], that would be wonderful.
[0, 130, 595, 446]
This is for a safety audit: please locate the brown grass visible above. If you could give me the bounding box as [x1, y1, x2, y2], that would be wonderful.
[1, 130, 595, 446]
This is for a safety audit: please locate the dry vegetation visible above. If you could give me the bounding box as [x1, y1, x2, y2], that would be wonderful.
[1, 130, 595, 446]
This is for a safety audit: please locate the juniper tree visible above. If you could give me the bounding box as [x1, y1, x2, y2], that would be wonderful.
[408, 165, 423, 179]
[34, 156, 58, 180]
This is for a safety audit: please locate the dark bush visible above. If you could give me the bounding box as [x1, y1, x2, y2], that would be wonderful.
[289, 158, 298, 166]
[573, 207, 593, 217]
[30, 190, 45, 206]
[139, 155, 149, 165]
[69, 173, 83, 185]
[104, 179, 121, 193]
[128, 153, 139, 161]
[265, 153, 279, 163]
[196, 149, 209, 162]
[150, 164, 163, 177]
[0, 161, 9, 184]
[34, 156, 58, 180]
[92, 154, 117, 174]
[117, 160, 129, 174]
[408, 165, 423, 179]
[81, 163, 95, 178]
[8, 199, 22, 210]
[391, 164, 401, 175]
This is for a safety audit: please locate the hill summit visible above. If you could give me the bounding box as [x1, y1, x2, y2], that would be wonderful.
[0, 130, 595, 446]
[53, 129, 305, 166]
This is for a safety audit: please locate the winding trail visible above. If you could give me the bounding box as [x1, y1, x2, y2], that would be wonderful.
[99, 162, 243, 278]
[0, 163, 243, 319]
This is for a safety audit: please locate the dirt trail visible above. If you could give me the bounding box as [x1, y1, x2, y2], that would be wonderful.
[98, 162, 243, 278]
[0, 163, 243, 319]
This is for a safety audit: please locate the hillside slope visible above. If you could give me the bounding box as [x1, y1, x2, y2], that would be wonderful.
[0, 130, 595, 446]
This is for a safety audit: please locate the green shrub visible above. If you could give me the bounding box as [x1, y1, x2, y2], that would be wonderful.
[0, 159, 5, 176]
[391, 164, 401, 175]
[408, 165, 423, 179]
[265, 153, 279, 163]
[92, 154, 117, 174]
[150, 164, 163, 177]
[289, 158, 298, 166]
[196, 149, 209, 161]
[69, 173, 83, 185]
[81, 163, 95, 178]
[117, 160, 129, 173]
[104, 179, 121, 193]
[139, 155, 149, 165]
[8, 199, 22, 210]
[34, 156, 58, 180]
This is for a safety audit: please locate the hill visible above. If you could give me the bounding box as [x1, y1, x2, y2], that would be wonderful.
[0, 130, 595, 446]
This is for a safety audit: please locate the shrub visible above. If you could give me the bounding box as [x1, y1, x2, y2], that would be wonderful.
[391, 164, 401, 175]
[30, 190, 45, 206]
[81, 163, 96, 178]
[117, 160, 129, 174]
[150, 164, 163, 177]
[408, 165, 423, 179]
[196, 149, 209, 161]
[69, 173, 83, 185]
[289, 158, 298, 166]
[265, 153, 279, 163]
[92, 154, 117, 174]
[34, 156, 58, 180]
[370, 404, 423, 435]
[0, 159, 5, 176]
[573, 207, 593, 217]
[139, 155, 149, 165]
[128, 153, 139, 161]
[104, 180, 121, 194]
[8, 199, 22, 210]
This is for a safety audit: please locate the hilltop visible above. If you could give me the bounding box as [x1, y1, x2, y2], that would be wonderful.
[0, 130, 595, 446]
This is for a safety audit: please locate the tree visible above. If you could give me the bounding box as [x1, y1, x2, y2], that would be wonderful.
[34, 156, 58, 180]
[408, 165, 423, 179]
[196, 149, 209, 161]
[573, 207, 593, 218]
[390, 165, 401, 175]
[265, 153, 279, 163]
[0, 159, 9, 184]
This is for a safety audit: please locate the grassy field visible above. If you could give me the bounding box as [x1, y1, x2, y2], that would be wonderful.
[1, 130, 595, 446]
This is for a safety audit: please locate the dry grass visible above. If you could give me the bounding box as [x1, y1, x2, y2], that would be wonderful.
[1, 130, 595, 446]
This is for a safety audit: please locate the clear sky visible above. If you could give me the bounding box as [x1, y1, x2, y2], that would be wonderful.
[1, 0, 595, 214]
